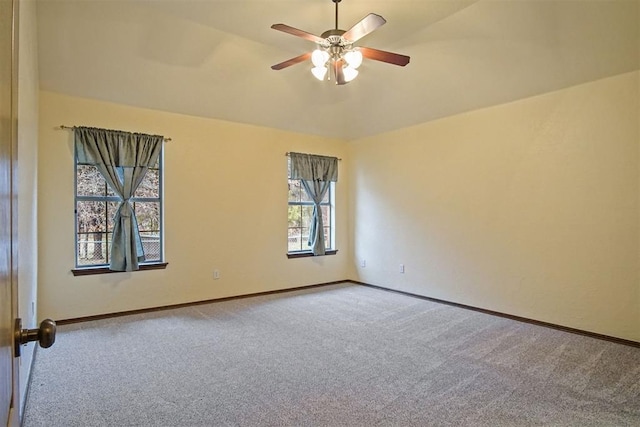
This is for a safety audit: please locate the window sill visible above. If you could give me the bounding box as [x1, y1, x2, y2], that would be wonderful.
[287, 250, 338, 259]
[71, 262, 168, 276]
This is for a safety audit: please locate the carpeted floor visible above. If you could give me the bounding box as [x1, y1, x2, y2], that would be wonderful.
[23, 282, 640, 426]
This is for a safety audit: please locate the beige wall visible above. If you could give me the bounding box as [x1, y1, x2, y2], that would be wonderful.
[38, 72, 640, 342]
[349, 71, 640, 342]
[17, 0, 39, 411]
[38, 91, 352, 320]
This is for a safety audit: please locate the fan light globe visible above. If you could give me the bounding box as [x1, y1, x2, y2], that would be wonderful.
[343, 65, 359, 82]
[311, 66, 328, 80]
[344, 49, 363, 69]
[311, 49, 330, 67]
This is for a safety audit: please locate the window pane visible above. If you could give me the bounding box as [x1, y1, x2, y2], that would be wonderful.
[77, 165, 118, 196]
[289, 227, 331, 251]
[324, 227, 331, 249]
[134, 168, 159, 198]
[77, 165, 107, 197]
[289, 206, 328, 234]
[288, 179, 302, 202]
[77, 200, 107, 233]
[132, 201, 160, 232]
[288, 228, 302, 252]
[140, 231, 161, 262]
[289, 204, 328, 229]
[77, 232, 109, 266]
[287, 227, 310, 252]
[288, 205, 302, 228]
[299, 227, 310, 251]
[288, 179, 313, 203]
[77, 200, 109, 265]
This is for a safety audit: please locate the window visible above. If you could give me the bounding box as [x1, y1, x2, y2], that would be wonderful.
[287, 162, 335, 254]
[75, 152, 163, 268]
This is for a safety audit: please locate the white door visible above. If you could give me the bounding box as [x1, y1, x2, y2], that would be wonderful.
[0, 0, 19, 425]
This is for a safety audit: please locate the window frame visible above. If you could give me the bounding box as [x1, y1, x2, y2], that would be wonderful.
[287, 172, 336, 257]
[73, 148, 165, 274]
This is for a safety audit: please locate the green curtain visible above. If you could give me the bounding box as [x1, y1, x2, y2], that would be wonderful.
[75, 126, 163, 271]
[289, 152, 338, 256]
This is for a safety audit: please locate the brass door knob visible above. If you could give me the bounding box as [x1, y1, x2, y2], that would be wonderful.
[14, 318, 57, 357]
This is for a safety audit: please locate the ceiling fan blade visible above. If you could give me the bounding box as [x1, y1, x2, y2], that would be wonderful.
[360, 47, 410, 67]
[271, 52, 312, 70]
[342, 14, 386, 43]
[334, 59, 347, 85]
[271, 24, 325, 44]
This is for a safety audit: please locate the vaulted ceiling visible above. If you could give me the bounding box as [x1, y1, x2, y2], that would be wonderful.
[37, 0, 639, 140]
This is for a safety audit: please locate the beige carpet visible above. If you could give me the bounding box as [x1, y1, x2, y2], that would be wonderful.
[23, 282, 640, 426]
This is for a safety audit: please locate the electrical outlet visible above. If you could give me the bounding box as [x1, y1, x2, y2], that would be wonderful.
[213, 269, 220, 280]
[399, 264, 405, 273]
[361, 259, 366, 268]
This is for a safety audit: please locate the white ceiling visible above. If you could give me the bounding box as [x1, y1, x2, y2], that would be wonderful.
[37, 0, 639, 140]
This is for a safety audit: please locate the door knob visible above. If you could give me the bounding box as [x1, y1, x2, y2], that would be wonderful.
[14, 318, 56, 357]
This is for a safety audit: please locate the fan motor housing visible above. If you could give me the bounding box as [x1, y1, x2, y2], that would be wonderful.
[321, 29, 347, 48]
[321, 29, 345, 39]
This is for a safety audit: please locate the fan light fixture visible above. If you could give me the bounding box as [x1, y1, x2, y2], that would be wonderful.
[270, 0, 410, 85]
[311, 47, 362, 82]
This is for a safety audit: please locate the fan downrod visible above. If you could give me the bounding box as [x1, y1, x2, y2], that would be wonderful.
[332, 0, 342, 30]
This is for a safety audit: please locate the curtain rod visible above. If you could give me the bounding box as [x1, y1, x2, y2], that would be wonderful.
[58, 125, 172, 142]
[286, 152, 341, 161]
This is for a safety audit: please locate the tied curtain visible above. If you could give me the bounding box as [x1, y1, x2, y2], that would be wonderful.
[289, 152, 338, 256]
[75, 126, 163, 271]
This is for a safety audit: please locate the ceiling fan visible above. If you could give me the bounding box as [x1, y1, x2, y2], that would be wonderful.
[270, 0, 410, 85]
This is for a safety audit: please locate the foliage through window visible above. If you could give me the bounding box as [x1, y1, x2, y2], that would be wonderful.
[288, 161, 334, 253]
[75, 154, 163, 267]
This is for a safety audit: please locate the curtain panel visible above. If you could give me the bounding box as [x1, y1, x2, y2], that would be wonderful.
[75, 126, 163, 271]
[289, 152, 338, 256]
